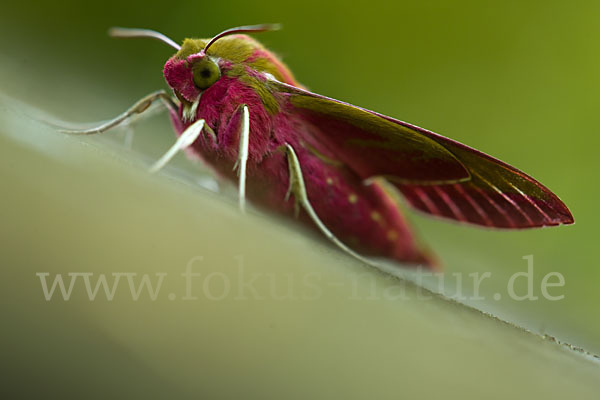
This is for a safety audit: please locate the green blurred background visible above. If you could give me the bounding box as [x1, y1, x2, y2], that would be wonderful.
[1, 0, 599, 397]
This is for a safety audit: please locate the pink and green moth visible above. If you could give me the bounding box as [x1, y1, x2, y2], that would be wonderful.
[65, 24, 574, 269]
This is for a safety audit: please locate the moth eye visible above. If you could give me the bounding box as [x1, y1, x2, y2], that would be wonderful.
[192, 57, 221, 90]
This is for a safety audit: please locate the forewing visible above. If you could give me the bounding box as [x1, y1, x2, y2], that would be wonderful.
[274, 82, 470, 184]
[395, 135, 574, 228]
[274, 81, 573, 228]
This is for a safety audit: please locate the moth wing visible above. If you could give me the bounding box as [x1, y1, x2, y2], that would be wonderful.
[274, 82, 471, 184]
[273, 81, 573, 228]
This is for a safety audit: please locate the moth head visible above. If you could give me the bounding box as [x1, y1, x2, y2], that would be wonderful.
[108, 24, 286, 116]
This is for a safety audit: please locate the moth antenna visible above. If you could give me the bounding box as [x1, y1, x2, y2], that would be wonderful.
[108, 27, 181, 51]
[202, 24, 281, 54]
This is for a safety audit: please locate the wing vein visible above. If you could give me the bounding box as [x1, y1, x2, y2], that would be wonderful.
[499, 175, 552, 222]
[413, 187, 440, 215]
[470, 182, 514, 227]
[453, 184, 493, 226]
[471, 170, 533, 226]
[433, 186, 467, 222]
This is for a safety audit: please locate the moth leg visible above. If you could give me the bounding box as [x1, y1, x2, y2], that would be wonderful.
[60, 90, 178, 135]
[121, 97, 174, 148]
[283, 143, 373, 265]
[149, 119, 205, 173]
[232, 105, 250, 213]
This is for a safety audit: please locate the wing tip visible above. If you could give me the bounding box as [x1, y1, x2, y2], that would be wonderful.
[539, 194, 574, 227]
[551, 207, 574, 227]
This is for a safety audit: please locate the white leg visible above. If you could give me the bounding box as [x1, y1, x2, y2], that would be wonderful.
[149, 119, 205, 173]
[60, 90, 177, 135]
[283, 143, 374, 265]
[233, 105, 250, 213]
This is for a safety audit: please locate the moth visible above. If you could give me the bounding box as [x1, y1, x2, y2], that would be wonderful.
[65, 24, 573, 268]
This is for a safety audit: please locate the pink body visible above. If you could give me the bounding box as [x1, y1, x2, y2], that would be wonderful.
[161, 31, 572, 268]
[166, 73, 433, 265]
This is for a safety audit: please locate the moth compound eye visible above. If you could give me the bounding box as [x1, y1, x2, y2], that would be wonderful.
[192, 57, 220, 90]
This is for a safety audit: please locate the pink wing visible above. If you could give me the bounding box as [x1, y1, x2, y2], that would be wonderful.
[274, 81, 573, 228]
